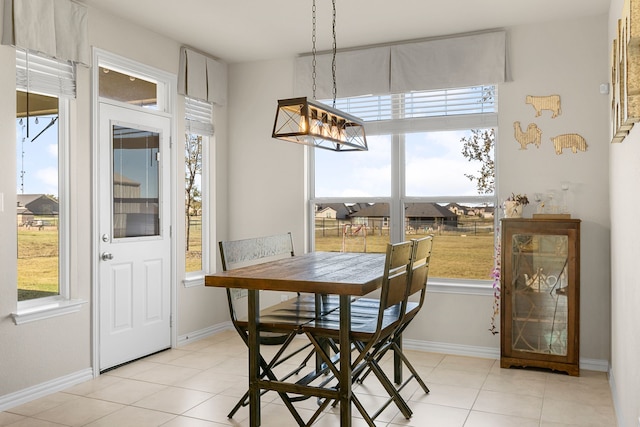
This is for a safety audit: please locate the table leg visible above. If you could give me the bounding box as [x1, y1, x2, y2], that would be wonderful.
[248, 289, 260, 426]
[339, 294, 352, 426]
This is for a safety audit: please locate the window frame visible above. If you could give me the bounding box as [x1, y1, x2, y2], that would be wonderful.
[183, 97, 213, 287]
[12, 95, 85, 324]
[308, 88, 498, 293]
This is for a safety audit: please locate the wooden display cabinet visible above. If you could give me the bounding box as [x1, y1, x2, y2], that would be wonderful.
[500, 218, 580, 376]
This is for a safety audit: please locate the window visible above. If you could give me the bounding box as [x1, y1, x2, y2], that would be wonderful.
[184, 97, 212, 279]
[99, 66, 160, 109]
[14, 49, 73, 304]
[312, 86, 497, 281]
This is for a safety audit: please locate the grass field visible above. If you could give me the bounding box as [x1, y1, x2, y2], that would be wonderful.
[17, 227, 59, 301]
[17, 216, 494, 301]
[315, 231, 495, 280]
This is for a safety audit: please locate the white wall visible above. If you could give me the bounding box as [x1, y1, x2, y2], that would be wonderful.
[499, 16, 612, 364]
[0, 5, 229, 401]
[225, 15, 612, 361]
[608, 0, 640, 425]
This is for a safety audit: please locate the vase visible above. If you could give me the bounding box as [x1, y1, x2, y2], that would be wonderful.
[504, 201, 523, 218]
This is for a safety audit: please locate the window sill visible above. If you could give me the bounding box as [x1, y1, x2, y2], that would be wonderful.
[183, 274, 205, 288]
[427, 278, 494, 296]
[11, 298, 87, 325]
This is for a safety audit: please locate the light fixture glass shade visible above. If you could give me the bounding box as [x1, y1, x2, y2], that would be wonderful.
[272, 97, 367, 151]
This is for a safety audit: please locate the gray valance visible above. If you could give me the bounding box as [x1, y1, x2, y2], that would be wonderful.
[295, 46, 391, 99]
[178, 46, 228, 106]
[294, 30, 508, 98]
[390, 31, 507, 93]
[2, 0, 89, 65]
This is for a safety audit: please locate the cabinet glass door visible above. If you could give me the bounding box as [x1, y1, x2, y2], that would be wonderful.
[511, 233, 569, 356]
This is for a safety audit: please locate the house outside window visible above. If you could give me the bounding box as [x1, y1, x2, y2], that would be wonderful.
[311, 86, 497, 281]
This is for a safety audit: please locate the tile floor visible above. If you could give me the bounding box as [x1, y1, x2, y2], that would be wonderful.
[0, 330, 617, 426]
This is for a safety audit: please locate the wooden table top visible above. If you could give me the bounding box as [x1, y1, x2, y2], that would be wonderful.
[205, 251, 386, 296]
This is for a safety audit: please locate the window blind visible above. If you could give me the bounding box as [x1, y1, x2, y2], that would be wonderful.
[329, 86, 496, 122]
[185, 97, 214, 136]
[16, 48, 76, 98]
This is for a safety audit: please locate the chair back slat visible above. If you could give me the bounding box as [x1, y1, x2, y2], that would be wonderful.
[380, 241, 413, 311]
[219, 232, 295, 323]
[220, 232, 294, 271]
[407, 236, 433, 298]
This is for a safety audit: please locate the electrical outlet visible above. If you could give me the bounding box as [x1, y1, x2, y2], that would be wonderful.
[280, 294, 289, 302]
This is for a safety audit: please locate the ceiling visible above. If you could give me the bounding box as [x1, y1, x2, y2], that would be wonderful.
[79, 0, 611, 64]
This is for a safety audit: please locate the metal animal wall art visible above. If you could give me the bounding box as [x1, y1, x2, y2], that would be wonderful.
[514, 94, 587, 155]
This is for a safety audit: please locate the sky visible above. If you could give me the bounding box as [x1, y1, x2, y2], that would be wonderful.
[314, 129, 491, 198]
[16, 116, 59, 196]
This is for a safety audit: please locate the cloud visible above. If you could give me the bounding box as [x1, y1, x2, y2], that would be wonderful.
[35, 167, 58, 194]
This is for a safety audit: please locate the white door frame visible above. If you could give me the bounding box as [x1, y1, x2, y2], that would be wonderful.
[91, 48, 178, 376]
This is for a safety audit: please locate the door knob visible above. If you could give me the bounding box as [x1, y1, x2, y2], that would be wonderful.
[101, 252, 114, 261]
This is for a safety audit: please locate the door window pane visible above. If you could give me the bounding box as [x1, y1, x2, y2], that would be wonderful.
[112, 125, 160, 238]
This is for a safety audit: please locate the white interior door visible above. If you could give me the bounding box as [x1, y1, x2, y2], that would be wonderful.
[98, 103, 171, 371]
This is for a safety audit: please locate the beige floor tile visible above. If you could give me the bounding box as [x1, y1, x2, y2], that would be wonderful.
[84, 405, 176, 426]
[87, 378, 167, 404]
[482, 372, 546, 397]
[6, 392, 80, 417]
[0, 411, 25, 426]
[183, 395, 250, 424]
[173, 370, 247, 395]
[541, 396, 617, 426]
[388, 401, 469, 426]
[409, 383, 480, 410]
[437, 355, 497, 373]
[167, 351, 230, 370]
[62, 374, 123, 397]
[0, 418, 68, 426]
[1, 331, 617, 427]
[464, 410, 539, 427]
[473, 389, 543, 419]
[103, 360, 160, 379]
[160, 415, 225, 427]
[134, 386, 213, 414]
[131, 364, 202, 386]
[32, 396, 123, 426]
[426, 366, 489, 389]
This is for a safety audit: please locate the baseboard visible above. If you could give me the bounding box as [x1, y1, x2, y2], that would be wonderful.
[177, 321, 233, 346]
[403, 338, 500, 359]
[0, 368, 94, 412]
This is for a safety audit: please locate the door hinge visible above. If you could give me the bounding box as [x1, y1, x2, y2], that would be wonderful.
[170, 314, 173, 328]
[169, 225, 172, 237]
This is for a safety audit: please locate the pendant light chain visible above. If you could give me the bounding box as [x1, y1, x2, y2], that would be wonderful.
[311, 0, 317, 100]
[331, 0, 337, 108]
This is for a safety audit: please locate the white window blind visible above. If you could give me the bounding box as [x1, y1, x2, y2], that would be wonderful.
[185, 97, 214, 136]
[16, 48, 76, 98]
[329, 86, 496, 122]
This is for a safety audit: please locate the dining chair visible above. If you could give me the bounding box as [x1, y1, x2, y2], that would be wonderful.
[302, 240, 415, 425]
[355, 235, 434, 403]
[219, 232, 318, 420]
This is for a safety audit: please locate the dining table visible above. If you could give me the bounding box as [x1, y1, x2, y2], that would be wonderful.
[205, 251, 387, 427]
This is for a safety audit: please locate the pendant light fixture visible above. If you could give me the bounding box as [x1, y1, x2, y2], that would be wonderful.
[272, 0, 367, 151]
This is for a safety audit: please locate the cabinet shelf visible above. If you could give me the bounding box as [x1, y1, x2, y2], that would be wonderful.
[500, 218, 580, 376]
